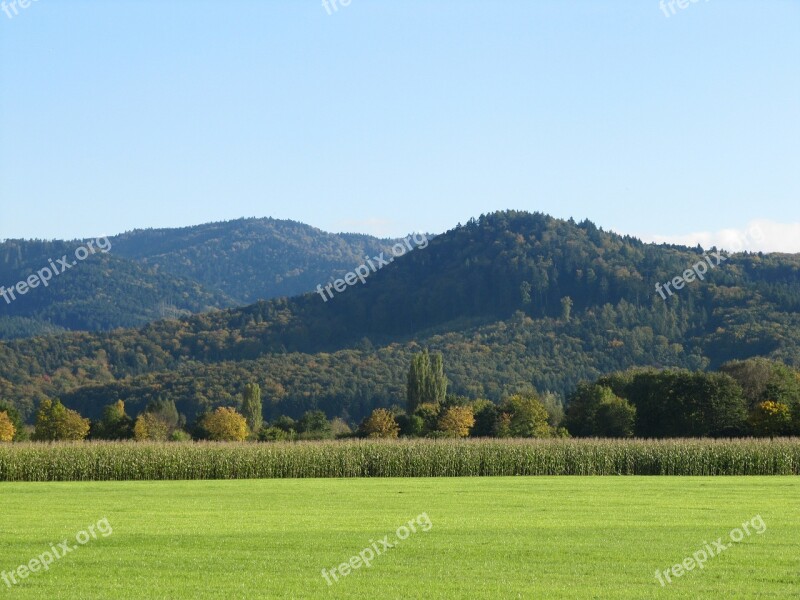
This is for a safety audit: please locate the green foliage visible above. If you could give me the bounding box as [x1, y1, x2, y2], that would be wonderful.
[560, 296, 573, 322]
[92, 400, 133, 440]
[721, 358, 800, 434]
[749, 401, 792, 437]
[500, 394, 554, 438]
[296, 410, 332, 440]
[470, 400, 498, 437]
[133, 399, 182, 441]
[32, 399, 90, 441]
[592, 369, 749, 438]
[565, 384, 635, 438]
[539, 392, 565, 429]
[272, 415, 297, 434]
[330, 417, 353, 439]
[259, 426, 296, 442]
[169, 429, 192, 442]
[241, 383, 263, 433]
[594, 395, 636, 438]
[406, 350, 447, 414]
[146, 399, 181, 431]
[396, 414, 424, 437]
[3, 212, 800, 434]
[0, 219, 399, 340]
[413, 403, 441, 437]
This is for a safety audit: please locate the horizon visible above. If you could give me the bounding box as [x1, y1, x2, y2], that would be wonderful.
[0, 210, 794, 255]
[2, 1, 798, 250]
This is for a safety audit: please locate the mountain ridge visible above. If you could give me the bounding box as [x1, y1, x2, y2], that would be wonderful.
[1, 210, 799, 424]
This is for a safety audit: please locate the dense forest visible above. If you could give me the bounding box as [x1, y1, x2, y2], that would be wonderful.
[1, 211, 800, 428]
[0, 217, 398, 339]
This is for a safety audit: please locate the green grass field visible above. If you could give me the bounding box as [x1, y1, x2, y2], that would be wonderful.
[0, 477, 797, 599]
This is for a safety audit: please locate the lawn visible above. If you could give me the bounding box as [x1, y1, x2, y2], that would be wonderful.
[0, 477, 797, 599]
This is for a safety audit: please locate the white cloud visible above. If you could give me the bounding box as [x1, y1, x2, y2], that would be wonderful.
[639, 219, 800, 254]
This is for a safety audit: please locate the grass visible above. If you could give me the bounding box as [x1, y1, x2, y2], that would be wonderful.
[0, 477, 797, 598]
[2, 438, 800, 480]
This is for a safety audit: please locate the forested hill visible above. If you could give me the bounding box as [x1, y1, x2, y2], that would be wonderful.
[2, 210, 800, 423]
[0, 218, 397, 339]
[110, 217, 399, 304]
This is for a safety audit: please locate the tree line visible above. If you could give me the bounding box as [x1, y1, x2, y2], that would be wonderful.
[3, 353, 797, 443]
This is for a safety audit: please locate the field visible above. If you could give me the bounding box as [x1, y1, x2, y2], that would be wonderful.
[2, 438, 800, 480]
[0, 477, 797, 599]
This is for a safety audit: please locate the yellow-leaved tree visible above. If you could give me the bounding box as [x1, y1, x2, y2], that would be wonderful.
[0, 411, 15, 442]
[32, 399, 90, 441]
[438, 406, 475, 438]
[202, 407, 249, 442]
[133, 412, 171, 441]
[359, 408, 399, 439]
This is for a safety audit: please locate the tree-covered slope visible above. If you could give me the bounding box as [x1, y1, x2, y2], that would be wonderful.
[0, 239, 234, 335]
[110, 217, 399, 304]
[0, 218, 398, 339]
[1, 211, 799, 422]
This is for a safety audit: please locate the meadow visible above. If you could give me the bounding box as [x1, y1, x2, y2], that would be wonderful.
[1, 438, 799, 481]
[0, 477, 796, 599]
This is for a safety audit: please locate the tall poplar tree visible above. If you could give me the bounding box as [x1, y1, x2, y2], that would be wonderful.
[241, 383, 263, 433]
[407, 350, 447, 414]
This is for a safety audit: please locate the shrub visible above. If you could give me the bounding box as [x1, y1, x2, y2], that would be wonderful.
[169, 430, 192, 442]
[330, 417, 353, 439]
[259, 426, 296, 442]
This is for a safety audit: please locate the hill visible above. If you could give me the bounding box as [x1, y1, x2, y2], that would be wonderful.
[1, 210, 800, 423]
[0, 218, 397, 339]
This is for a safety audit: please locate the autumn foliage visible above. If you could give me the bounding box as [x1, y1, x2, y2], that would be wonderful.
[202, 407, 249, 442]
[0, 411, 15, 442]
[359, 409, 400, 439]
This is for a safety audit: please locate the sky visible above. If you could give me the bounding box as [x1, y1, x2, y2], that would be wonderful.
[1, 0, 798, 252]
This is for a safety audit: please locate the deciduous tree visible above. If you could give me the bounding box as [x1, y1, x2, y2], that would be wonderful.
[202, 407, 249, 442]
[241, 383, 263, 433]
[359, 408, 399, 438]
[0, 411, 15, 442]
[32, 399, 90, 441]
[438, 406, 475, 438]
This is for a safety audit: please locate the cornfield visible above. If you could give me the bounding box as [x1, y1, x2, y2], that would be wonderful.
[0, 438, 798, 481]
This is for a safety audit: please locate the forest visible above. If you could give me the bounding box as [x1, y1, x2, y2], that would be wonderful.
[1, 211, 800, 433]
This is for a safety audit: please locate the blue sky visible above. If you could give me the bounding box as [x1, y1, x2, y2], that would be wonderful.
[1, 0, 798, 251]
